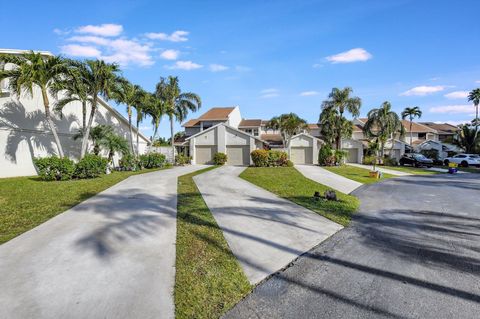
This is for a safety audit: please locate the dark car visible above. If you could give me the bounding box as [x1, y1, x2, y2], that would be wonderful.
[399, 153, 433, 168]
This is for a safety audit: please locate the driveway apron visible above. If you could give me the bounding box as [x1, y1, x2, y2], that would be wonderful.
[295, 164, 362, 194]
[0, 165, 206, 319]
[194, 166, 343, 284]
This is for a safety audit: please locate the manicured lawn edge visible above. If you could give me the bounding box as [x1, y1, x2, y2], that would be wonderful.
[175, 166, 251, 319]
[0, 167, 168, 244]
[375, 165, 440, 175]
[240, 167, 359, 226]
[323, 165, 395, 184]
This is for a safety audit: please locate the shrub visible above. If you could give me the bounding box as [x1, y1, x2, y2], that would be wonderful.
[34, 156, 75, 181]
[74, 154, 108, 179]
[213, 152, 228, 165]
[334, 150, 348, 165]
[363, 155, 377, 165]
[318, 144, 333, 166]
[139, 152, 166, 169]
[176, 154, 192, 165]
[286, 160, 294, 167]
[119, 154, 139, 171]
[383, 156, 398, 166]
[251, 149, 269, 167]
[420, 149, 439, 160]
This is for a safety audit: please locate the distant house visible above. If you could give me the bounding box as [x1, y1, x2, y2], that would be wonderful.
[0, 49, 150, 178]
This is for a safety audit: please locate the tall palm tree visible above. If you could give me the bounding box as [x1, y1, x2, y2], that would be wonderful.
[267, 113, 307, 150]
[113, 78, 144, 154]
[454, 124, 480, 153]
[77, 59, 121, 158]
[147, 93, 165, 141]
[155, 76, 201, 159]
[134, 90, 150, 156]
[319, 87, 361, 150]
[401, 106, 422, 145]
[0, 51, 69, 157]
[363, 101, 402, 157]
[468, 88, 480, 138]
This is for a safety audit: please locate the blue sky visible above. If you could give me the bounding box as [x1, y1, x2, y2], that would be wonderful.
[2, 0, 479, 138]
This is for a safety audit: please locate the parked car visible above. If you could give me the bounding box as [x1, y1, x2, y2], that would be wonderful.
[399, 153, 434, 168]
[443, 154, 480, 167]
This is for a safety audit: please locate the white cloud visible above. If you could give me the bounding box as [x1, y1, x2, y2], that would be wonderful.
[260, 88, 279, 98]
[326, 48, 372, 64]
[401, 85, 446, 96]
[60, 44, 101, 57]
[444, 91, 469, 99]
[68, 35, 110, 46]
[145, 30, 189, 42]
[165, 60, 203, 70]
[76, 24, 123, 37]
[429, 104, 474, 114]
[160, 49, 180, 60]
[300, 91, 320, 96]
[209, 64, 229, 72]
[53, 28, 70, 35]
[475, 80, 480, 84]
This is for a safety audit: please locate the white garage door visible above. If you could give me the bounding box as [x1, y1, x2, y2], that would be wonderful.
[343, 148, 358, 163]
[195, 146, 216, 164]
[291, 147, 313, 164]
[226, 145, 250, 166]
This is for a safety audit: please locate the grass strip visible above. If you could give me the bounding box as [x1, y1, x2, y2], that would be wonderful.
[324, 165, 395, 184]
[240, 167, 359, 226]
[175, 166, 251, 319]
[0, 167, 167, 244]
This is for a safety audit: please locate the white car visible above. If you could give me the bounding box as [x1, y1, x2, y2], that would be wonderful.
[444, 154, 480, 167]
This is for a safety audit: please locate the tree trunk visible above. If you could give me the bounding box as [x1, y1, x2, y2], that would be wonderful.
[409, 118, 413, 146]
[82, 101, 87, 133]
[136, 117, 140, 156]
[170, 116, 175, 163]
[81, 97, 97, 158]
[127, 105, 134, 154]
[475, 105, 479, 140]
[41, 88, 64, 157]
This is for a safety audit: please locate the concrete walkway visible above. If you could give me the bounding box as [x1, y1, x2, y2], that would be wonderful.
[347, 163, 413, 176]
[0, 165, 206, 319]
[194, 166, 343, 285]
[295, 165, 363, 194]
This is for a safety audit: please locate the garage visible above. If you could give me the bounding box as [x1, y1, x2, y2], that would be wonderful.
[195, 145, 216, 164]
[291, 147, 313, 164]
[343, 148, 358, 163]
[226, 145, 250, 166]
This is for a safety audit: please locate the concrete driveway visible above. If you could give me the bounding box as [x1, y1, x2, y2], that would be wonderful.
[225, 173, 480, 318]
[0, 165, 206, 319]
[295, 165, 362, 194]
[194, 166, 343, 284]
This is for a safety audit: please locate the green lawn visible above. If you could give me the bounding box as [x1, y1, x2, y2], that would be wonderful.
[324, 165, 395, 184]
[0, 167, 167, 244]
[175, 167, 251, 319]
[240, 167, 359, 226]
[379, 165, 441, 175]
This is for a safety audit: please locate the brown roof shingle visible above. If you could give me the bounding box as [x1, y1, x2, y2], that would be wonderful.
[198, 107, 236, 120]
[420, 122, 460, 134]
[239, 119, 262, 127]
[307, 123, 320, 129]
[358, 118, 437, 133]
[182, 119, 200, 127]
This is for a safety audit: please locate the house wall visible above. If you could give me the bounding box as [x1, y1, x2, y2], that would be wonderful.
[289, 134, 321, 165]
[185, 126, 201, 136]
[341, 138, 363, 163]
[0, 81, 149, 178]
[227, 107, 242, 128]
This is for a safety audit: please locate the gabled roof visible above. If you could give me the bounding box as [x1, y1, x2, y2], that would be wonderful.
[198, 107, 236, 120]
[307, 123, 320, 129]
[357, 118, 438, 133]
[239, 119, 262, 127]
[185, 122, 266, 143]
[182, 119, 200, 127]
[420, 122, 461, 134]
[260, 133, 283, 144]
[291, 132, 324, 143]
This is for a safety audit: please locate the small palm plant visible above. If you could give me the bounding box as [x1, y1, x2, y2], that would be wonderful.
[73, 124, 114, 156]
[401, 106, 422, 145]
[0, 51, 69, 157]
[99, 133, 130, 165]
[468, 88, 480, 137]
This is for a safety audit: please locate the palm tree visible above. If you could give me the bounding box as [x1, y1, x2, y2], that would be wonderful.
[363, 101, 402, 157]
[51, 60, 91, 134]
[0, 51, 69, 157]
[155, 76, 201, 159]
[134, 90, 150, 156]
[73, 124, 114, 155]
[267, 113, 307, 150]
[99, 133, 130, 165]
[401, 106, 422, 145]
[75, 59, 121, 158]
[319, 87, 361, 150]
[146, 93, 165, 140]
[454, 124, 480, 153]
[113, 78, 144, 154]
[468, 88, 480, 137]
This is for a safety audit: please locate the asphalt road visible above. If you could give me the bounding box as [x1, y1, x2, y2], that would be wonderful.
[224, 173, 480, 319]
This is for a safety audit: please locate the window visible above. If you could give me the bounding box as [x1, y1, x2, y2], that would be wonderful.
[418, 133, 427, 139]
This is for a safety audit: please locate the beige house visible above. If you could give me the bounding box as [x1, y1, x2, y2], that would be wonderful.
[288, 133, 323, 165]
[0, 49, 150, 178]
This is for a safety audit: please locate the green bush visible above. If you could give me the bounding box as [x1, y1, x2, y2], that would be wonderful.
[74, 154, 108, 179]
[286, 160, 294, 167]
[213, 152, 228, 165]
[318, 144, 333, 166]
[251, 149, 289, 167]
[334, 150, 348, 164]
[383, 156, 398, 166]
[363, 155, 377, 165]
[251, 149, 269, 167]
[119, 153, 139, 171]
[420, 149, 439, 160]
[34, 156, 75, 181]
[175, 154, 192, 165]
[139, 152, 166, 169]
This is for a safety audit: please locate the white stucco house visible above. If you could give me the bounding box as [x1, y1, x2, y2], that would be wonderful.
[0, 49, 150, 178]
[288, 133, 324, 165]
